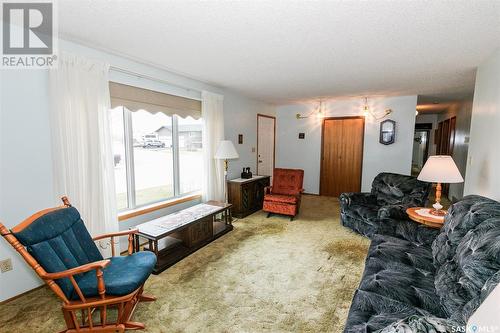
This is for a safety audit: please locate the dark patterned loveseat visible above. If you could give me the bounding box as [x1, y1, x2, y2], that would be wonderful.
[340, 173, 432, 242]
[343, 195, 500, 332]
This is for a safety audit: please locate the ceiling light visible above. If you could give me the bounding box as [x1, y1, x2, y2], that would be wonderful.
[416, 110, 419, 116]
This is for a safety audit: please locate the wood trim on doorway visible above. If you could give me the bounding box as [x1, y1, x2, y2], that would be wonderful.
[256, 114, 276, 175]
[319, 116, 365, 196]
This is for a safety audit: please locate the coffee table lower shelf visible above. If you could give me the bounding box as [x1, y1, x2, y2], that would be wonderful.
[146, 222, 233, 274]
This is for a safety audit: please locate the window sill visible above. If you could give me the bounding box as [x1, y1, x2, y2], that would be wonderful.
[118, 193, 202, 222]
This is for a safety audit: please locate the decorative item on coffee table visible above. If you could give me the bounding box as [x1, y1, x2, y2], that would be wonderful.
[406, 206, 445, 229]
[417, 155, 464, 216]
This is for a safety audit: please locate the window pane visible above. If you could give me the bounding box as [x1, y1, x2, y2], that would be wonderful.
[110, 107, 128, 210]
[178, 116, 203, 194]
[132, 110, 174, 205]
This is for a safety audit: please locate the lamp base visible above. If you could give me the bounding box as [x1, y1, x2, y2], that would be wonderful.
[430, 209, 446, 217]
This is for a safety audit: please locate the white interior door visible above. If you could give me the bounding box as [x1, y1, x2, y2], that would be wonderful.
[257, 115, 275, 176]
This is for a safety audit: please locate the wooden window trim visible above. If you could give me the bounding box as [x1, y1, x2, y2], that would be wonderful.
[118, 194, 201, 221]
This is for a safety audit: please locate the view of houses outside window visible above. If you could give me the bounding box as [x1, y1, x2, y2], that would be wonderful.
[110, 106, 203, 211]
[178, 116, 203, 194]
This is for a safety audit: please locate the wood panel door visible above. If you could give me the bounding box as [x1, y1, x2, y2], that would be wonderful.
[320, 117, 364, 197]
[435, 116, 457, 196]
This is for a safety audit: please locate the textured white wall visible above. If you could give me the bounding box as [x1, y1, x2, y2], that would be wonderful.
[0, 69, 55, 302]
[464, 48, 500, 201]
[275, 96, 417, 194]
[0, 39, 273, 302]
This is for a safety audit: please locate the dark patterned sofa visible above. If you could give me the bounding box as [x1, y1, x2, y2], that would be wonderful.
[340, 173, 433, 243]
[343, 195, 500, 332]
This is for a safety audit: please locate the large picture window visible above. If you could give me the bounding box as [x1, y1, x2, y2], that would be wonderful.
[111, 106, 203, 211]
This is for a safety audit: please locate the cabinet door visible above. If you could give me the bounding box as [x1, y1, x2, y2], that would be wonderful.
[188, 217, 213, 247]
[241, 184, 253, 212]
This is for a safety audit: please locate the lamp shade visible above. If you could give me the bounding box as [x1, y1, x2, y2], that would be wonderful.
[417, 155, 464, 183]
[214, 140, 239, 159]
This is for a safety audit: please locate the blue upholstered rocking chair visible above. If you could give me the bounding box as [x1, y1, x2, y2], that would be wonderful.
[0, 197, 157, 332]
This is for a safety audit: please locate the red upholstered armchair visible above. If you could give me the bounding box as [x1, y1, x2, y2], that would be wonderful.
[263, 168, 305, 220]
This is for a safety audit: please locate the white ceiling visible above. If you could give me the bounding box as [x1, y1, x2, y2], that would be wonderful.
[58, 1, 500, 105]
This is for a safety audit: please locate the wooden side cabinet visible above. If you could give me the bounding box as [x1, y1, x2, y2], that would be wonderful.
[227, 176, 271, 218]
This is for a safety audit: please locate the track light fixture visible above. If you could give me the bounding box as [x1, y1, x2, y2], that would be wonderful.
[296, 100, 326, 119]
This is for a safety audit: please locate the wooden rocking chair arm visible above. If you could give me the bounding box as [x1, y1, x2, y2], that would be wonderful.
[92, 229, 138, 241]
[93, 229, 138, 256]
[41, 259, 111, 280]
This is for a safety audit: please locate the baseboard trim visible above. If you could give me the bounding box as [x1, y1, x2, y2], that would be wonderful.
[303, 192, 320, 196]
[0, 284, 46, 305]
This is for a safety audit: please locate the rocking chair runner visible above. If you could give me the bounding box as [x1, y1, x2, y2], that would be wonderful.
[0, 197, 157, 333]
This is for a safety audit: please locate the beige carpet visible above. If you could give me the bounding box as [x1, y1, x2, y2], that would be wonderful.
[0, 195, 369, 332]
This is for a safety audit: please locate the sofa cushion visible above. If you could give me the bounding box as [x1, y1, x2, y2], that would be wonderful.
[344, 290, 428, 333]
[376, 218, 440, 247]
[359, 256, 444, 316]
[71, 251, 156, 300]
[367, 234, 434, 271]
[263, 201, 298, 216]
[264, 193, 298, 204]
[371, 173, 431, 207]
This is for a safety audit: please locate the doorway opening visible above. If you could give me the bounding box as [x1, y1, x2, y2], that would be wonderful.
[412, 123, 432, 176]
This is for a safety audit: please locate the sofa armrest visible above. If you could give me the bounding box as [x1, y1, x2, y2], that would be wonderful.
[339, 192, 376, 208]
[376, 315, 458, 333]
[377, 204, 411, 220]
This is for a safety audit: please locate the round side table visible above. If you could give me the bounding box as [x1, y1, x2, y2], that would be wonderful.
[406, 207, 446, 229]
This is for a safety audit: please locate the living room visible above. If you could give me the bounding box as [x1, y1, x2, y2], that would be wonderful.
[1, 1, 500, 332]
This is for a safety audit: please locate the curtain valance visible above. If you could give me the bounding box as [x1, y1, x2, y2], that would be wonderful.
[109, 82, 201, 119]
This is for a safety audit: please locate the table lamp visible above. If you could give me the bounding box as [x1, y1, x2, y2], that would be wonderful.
[417, 155, 464, 216]
[215, 140, 239, 203]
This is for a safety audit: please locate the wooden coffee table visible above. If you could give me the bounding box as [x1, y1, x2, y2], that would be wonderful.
[406, 207, 446, 229]
[134, 201, 232, 274]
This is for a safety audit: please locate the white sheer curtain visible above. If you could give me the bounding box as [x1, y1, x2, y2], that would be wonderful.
[201, 91, 225, 202]
[49, 52, 118, 254]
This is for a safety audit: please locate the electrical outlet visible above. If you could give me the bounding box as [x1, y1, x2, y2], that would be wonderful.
[0, 258, 13, 273]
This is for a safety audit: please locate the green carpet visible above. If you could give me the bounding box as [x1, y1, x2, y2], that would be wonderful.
[0, 195, 369, 332]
